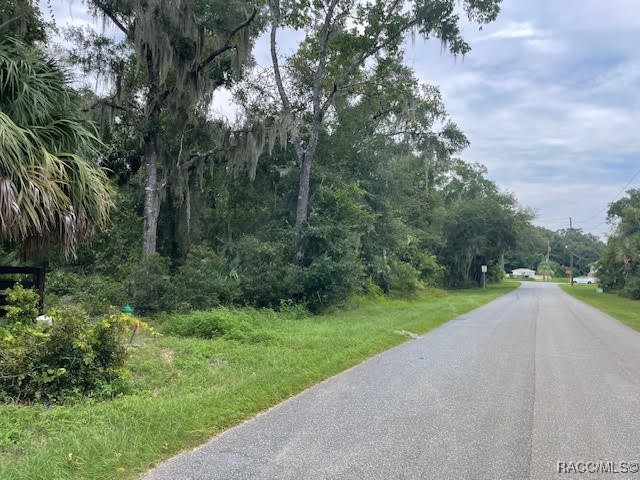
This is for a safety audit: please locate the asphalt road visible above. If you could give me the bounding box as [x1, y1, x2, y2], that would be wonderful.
[143, 283, 640, 480]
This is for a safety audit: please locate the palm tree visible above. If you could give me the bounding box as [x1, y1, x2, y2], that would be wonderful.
[0, 34, 112, 257]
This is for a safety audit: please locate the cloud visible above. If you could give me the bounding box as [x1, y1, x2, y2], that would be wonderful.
[407, 0, 640, 238]
[209, 89, 241, 123]
[484, 22, 542, 40]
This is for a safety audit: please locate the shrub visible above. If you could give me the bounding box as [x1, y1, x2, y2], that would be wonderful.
[388, 260, 422, 295]
[173, 244, 241, 309]
[622, 275, 640, 300]
[233, 235, 300, 308]
[298, 183, 372, 310]
[46, 271, 126, 315]
[396, 238, 445, 288]
[2, 284, 39, 326]
[299, 252, 363, 311]
[126, 255, 175, 314]
[0, 307, 134, 403]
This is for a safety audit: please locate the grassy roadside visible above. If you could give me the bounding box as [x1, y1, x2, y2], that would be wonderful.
[560, 284, 640, 332]
[0, 283, 517, 480]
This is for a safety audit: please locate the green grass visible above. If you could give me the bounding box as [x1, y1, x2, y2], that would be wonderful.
[548, 277, 570, 283]
[0, 283, 517, 480]
[560, 284, 640, 332]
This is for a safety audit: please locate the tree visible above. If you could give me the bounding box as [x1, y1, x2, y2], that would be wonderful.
[0, 0, 47, 44]
[267, 0, 501, 259]
[418, 159, 531, 286]
[549, 228, 603, 276]
[504, 224, 545, 272]
[599, 190, 640, 296]
[312, 63, 466, 290]
[83, 0, 259, 258]
[537, 260, 554, 280]
[0, 34, 112, 257]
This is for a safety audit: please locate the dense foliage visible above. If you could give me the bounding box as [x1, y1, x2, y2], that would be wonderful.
[598, 190, 640, 297]
[0, 285, 135, 402]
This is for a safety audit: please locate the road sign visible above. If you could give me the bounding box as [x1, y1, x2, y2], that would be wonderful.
[481, 265, 487, 273]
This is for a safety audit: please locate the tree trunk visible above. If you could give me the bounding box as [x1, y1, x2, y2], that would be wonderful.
[142, 130, 160, 259]
[141, 45, 163, 260]
[424, 150, 435, 193]
[293, 119, 323, 262]
[293, 151, 311, 263]
[295, 152, 312, 230]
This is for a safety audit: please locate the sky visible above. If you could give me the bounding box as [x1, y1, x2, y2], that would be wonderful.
[400, 0, 640, 238]
[46, 0, 640, 238]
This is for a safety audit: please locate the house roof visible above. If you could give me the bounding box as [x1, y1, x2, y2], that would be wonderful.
[512, 268, 536, 274]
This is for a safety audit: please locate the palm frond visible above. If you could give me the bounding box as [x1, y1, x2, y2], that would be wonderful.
[0, 33, 113, 257]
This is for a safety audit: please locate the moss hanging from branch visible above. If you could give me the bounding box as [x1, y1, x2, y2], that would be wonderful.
[225, 111, 295, 180]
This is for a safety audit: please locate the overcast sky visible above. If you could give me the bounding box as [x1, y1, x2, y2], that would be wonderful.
[403, 0, 640, 237]
[49, 1, 640, 238]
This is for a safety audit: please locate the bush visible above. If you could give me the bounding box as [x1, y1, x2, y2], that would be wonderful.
[396, 238, 445, 288]
[388, 260, 422, 295]
[298, 184, 372, 310]
[233, 235, 300, 308]
[622, 275, 640, 300]
[2, 284, 39, 326]
[0, 307, 134, 403]
[299, 252, 363, 311]
[46, 271, 126, 315]
[162, 308, 272, 343]
[173, 245, 241, 309]
[126, 255, 175, 314]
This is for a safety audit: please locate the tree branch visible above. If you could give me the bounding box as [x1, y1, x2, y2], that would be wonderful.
[197, 8, 257, 73]
[381, 129, 430, 137]
[180, 151, 213, 170]
[320, 13, 420, 115]
[268, 0, 291, 113]
[91, 0, 130, 37]
[83, 98, 131, 113]
[311, 0, 340, 121]
[268, 0, 304, 160]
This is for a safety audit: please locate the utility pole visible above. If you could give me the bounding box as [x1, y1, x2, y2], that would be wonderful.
[569, 217, 574, 286]
[543, 239, 551, 281]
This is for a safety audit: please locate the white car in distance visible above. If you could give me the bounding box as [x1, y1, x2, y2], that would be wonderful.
[572, 276, 595, 285]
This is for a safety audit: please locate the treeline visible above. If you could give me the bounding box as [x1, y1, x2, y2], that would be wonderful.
[0, 0, 601, 314]
[506, 225, 604, 278]
[50, 105, 533, 313]
[598, 190, 640, 298]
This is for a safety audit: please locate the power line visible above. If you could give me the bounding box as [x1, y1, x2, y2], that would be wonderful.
[576, 165, 640, 226]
